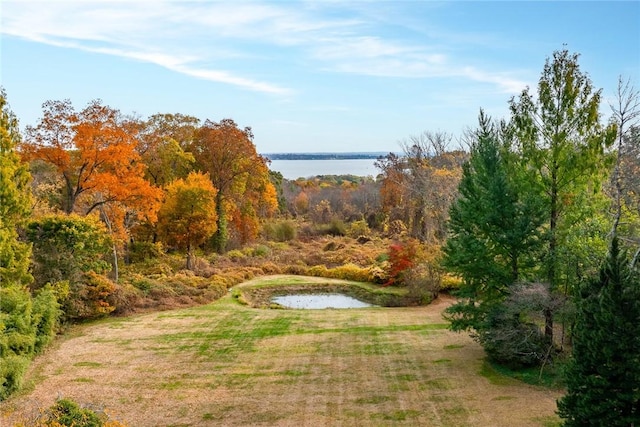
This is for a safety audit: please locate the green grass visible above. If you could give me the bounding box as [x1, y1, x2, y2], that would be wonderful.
[73, 361, 102, 368]
[535, 415, 563, 427]
[355, 395, 393, 405]
[478, 360, 517, 386]
[483, 359, 566, 388]
[4, 275, 563, 427]
[371, 409, 421, 421]
[423, 378, 452, 390]
[443, 344, 465, 350]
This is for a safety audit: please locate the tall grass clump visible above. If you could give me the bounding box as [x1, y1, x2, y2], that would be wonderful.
[262, 220, 297, 242]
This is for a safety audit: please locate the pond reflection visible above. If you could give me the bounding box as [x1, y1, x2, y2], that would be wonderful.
[272, 293, 377, 309]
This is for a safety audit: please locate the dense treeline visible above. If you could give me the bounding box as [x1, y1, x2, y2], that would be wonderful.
[1, 49, 639, 424]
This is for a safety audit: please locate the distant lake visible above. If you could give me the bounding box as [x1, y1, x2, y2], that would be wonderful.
[269, 159, 379, 180]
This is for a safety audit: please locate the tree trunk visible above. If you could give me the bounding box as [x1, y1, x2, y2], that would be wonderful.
[111, 242, 119, 283]
[99, 204, 119, 283]
[545, 168, 559, 343]
[213, 193, 227, 253]
[186, 248, 195, 271]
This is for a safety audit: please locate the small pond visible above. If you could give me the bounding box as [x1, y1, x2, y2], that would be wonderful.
[272, 293, 378, 309]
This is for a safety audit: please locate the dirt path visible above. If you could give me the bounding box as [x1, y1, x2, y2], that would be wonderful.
[1, 278, 562, 426]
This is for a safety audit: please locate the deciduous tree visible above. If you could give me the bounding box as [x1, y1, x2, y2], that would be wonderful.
[608, 77, 640, 263]
[509, 49, 617, 341]
[22, 99, 162, 221]
[23, 100, 162, 278]
[190, 119, 277, 252]
[376, 133, 465, 243]
[157, 172, 218, 269]
[137, 113, 198, 187]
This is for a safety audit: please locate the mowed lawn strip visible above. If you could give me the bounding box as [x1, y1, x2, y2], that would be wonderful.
[1, 276, 562, 426]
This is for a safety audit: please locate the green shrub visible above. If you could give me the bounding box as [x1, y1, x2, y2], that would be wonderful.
[320, 219, 347, 236]
[41, 398, 104, 426]
[1, 286, 36, 357]
[263, 221, 297, 242]
[0, 354, 30, 400]
[0, 284, 60, 401]
[226, 249, 246, 262]
[375, 253, 389, 263]
[127, 241, 163, 262]
[250, 245, 271, 257]
[26, 214, 112, 289]
[130, 274, 154, 295]
[31, 285, 60, 353]
[347, 220, 370, 238]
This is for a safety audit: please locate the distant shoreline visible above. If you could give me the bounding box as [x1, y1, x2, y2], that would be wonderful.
[263, 152, 389, 161]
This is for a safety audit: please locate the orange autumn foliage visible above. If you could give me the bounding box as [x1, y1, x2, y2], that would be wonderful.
[191, 119, 278, 249]
[22, 100, 162, 237]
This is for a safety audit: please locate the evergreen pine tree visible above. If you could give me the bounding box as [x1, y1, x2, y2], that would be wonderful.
[443, 110, 544, 333]
[0, 88, 32, 286]
[557, 238, 640, 426]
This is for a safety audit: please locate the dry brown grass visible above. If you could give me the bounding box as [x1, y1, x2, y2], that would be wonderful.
[1, 276, 562, 426]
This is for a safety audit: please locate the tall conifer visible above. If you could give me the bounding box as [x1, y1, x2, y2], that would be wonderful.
[443, 111, 544, 334]
[557, 238, 640, 426]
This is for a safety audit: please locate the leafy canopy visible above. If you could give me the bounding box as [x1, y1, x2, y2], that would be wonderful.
[157, 172, 218, 268]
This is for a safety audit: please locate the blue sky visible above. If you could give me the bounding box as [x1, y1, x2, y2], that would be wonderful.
[1, 1, 639, 153]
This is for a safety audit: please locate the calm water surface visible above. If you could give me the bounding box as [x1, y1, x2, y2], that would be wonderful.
[272, 293, 377, 309]
[269, 159, 379, 180]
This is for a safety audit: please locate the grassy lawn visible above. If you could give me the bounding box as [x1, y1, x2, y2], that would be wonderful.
[1, 276, 562, 426]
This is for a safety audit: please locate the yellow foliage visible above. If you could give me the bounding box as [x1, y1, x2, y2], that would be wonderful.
[157, 172, 218, 252]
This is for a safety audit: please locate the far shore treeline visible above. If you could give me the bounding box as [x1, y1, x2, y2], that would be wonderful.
[263, 152, 390, 160]
[1, 49, 639, 425]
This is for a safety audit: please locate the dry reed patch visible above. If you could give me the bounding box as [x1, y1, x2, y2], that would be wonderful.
[1, 286, 561, 426]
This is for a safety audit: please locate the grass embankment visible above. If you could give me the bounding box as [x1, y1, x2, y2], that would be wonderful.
[1, 276, 562, 426]
[235, 275, 408, 308]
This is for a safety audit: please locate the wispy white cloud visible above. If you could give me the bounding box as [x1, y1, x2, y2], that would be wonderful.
[313, 36, 527, 93]
[458, 67, 528, 95]
[1, 1, 296, 95]
[1, 0, 530, 95]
